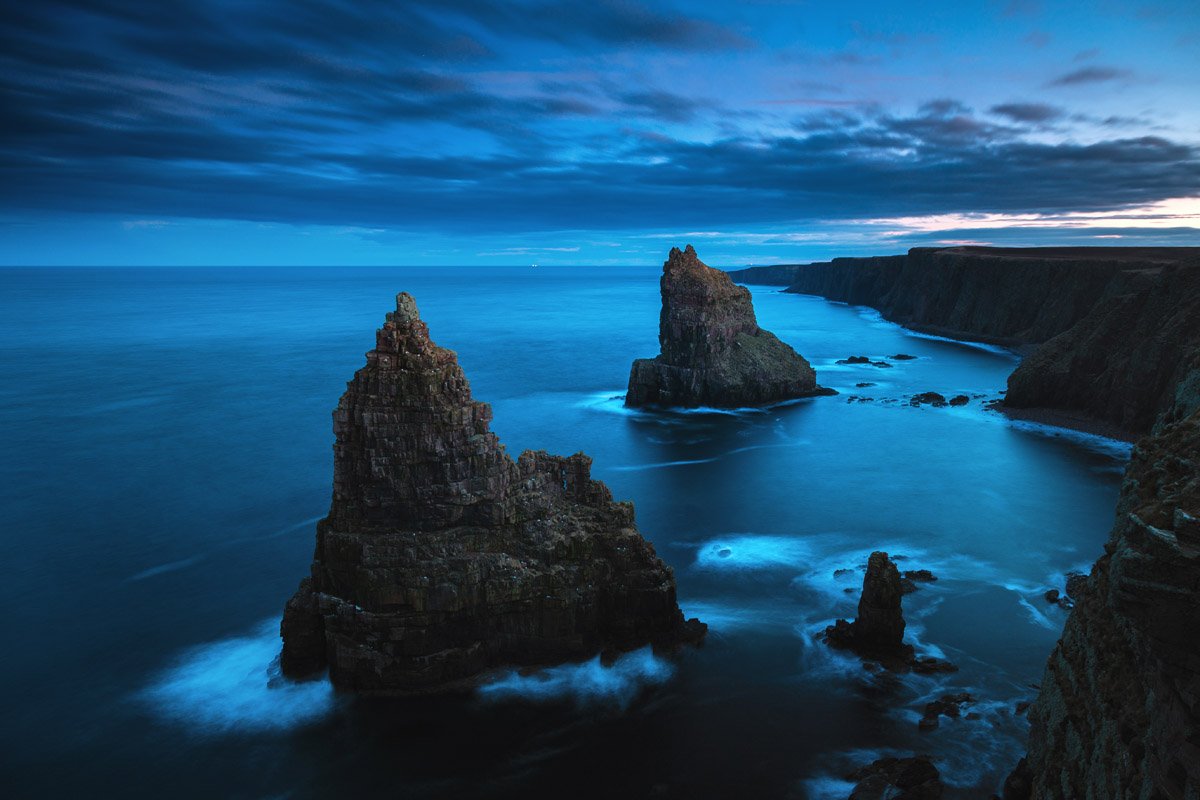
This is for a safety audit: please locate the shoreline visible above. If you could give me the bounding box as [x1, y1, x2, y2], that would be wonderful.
[992, 404, 1138, 444]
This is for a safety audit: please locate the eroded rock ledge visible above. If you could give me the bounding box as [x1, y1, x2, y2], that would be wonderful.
[626, 245, 832, 408]
[280, 292, 703, 694]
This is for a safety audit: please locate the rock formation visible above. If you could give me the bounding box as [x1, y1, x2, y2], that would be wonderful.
[1011, 393, 1200, 797]
[824, 551, 913, 664]
[280, 292, 704, 694]
[728, 246, 1200, 434]
[625, 245, 832, 408]
[1005, 263, 1200, 433]
[847, 755, 944, 799]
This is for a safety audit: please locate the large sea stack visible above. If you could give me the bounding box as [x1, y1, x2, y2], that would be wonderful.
[280, 292, 703, 694]
[625, 245, 831, 408]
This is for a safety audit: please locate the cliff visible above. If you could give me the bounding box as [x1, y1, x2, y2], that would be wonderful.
[1005, 264, 1200, 434]
[1013, 386, 1200, 798]
[280, 292, 703, 694]
[626, 245, 832, 408]
[728, 246, 1200, 434]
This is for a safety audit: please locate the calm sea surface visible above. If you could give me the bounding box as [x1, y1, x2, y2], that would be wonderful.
[0, 266, 1128, 798]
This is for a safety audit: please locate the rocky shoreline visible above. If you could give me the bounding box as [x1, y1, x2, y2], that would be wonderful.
[734, 245, 1200, 797]
[728, 246, 1200, 436]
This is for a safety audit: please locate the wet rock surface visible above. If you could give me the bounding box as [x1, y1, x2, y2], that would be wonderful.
[919, 693, 974, 731]
[847, 755, 944, 799]
[280, 292, 703, 694]
[626, 245, 833, 408]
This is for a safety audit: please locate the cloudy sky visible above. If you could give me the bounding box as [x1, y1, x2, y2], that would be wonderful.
[2, 0, 1198, 265]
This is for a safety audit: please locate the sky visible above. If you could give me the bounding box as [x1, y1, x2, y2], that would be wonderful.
[2, 0, 1199, 266]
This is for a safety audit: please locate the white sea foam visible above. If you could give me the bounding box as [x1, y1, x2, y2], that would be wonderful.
[127, 555, 205, 582]
[694, 535, 814, 571]
[478, 647, 673, 708]
[139, 619, 335, 734]
[1006, 419, 1134, 461]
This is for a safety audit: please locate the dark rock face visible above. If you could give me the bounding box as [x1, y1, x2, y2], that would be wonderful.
[847, 756, 944, 799]
[1005, 264, 1200, 434]
[824, 551, 912, 663]
[1016, 396, 1200, 797]
[280, 293, 703, 694]
[625, 245, 832, 408]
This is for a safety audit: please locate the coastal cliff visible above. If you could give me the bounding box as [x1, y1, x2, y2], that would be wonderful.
[1011, 381, 1200, 798]
[728, 246, 1200, 434]
[280, 292, 702, 693]
[1005, 264, 1200, 434]
[626, 245, 831, 408]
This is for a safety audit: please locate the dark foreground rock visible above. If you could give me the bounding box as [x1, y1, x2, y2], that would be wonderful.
[1010, 374, 1200, 796]
[280, 292, 704, 694]
[848, 756, 944, 799]
[626, 245, 833, 408]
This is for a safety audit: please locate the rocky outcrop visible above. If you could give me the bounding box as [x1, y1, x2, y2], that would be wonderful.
[280, 292, 703, 694]
[729, 246, 1200, 435]
[625, 245, 832, 408]
[1012, 398, 1200, 798]
[824, 551, 912, 664]
[847, 755, 944, 799]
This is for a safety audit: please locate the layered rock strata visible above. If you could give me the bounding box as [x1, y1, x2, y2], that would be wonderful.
[280, 292, 703, 693]
[1012, 392, 1200, 798]
[626, 245, 831, 408]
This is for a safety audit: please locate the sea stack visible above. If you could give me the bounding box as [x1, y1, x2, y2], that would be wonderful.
[625, 245, 832, 408]
[824, 551, 912, 664]
[280, 292, 704, 694]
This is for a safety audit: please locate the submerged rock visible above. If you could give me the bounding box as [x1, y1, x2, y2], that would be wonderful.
[910, 392, 948, 407]
[847, 755, 944, 799]
[625, 245, 834, 408]
[919, 693, 974, 731]
[280, 292, 704, 694]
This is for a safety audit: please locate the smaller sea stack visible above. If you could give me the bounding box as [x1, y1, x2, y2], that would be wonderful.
[625, 245, 832, 408]
[824, 551, 911, 663]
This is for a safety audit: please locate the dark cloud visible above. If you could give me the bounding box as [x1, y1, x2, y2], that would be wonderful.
[0, 1, 1193, 243]
[990, 102, 1065, 123]
[1047, 66, 1133, 87]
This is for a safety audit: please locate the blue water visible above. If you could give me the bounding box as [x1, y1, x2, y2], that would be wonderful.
[0, 266, 1127, 798]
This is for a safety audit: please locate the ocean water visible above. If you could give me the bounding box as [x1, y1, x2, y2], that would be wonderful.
[0, 266, 1127, 798]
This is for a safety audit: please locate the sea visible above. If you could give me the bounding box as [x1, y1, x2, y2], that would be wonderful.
[0, 265, 1129, 798]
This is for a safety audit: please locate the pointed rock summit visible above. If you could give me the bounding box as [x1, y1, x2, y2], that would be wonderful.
[824, 551, 911, 662]
[625, 245, 832, 408]
[281, 292, 703, 693]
